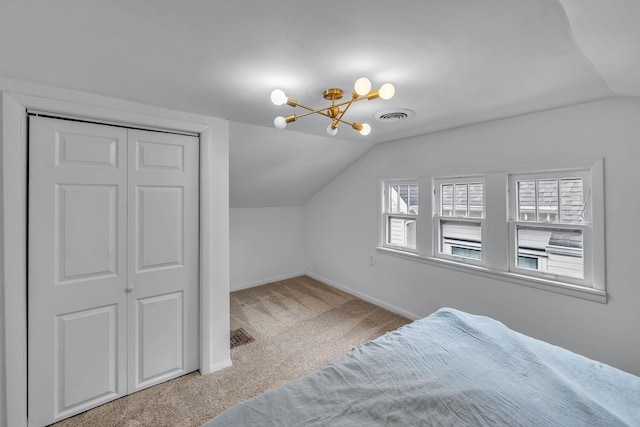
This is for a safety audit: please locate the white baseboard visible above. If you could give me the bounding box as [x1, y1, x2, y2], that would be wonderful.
[230, 271, 306, 292]
[305, 271, 420, 320]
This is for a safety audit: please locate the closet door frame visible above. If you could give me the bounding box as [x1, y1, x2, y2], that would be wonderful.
[1, 90, 231, 427]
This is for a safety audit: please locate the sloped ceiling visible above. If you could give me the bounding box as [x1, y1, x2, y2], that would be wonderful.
[558, 0, 640, 96]
[230, 122, 373, 208]
[0, 0, 637, 207]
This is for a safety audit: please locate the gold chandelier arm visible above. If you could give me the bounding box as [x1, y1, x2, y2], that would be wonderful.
[283, 95, 371, 129]
[339, 119, 357, 127]
[333, 116, 358, 127]
[292, 102, 351, 123]
[333, 96, 357, 124]
[293, 109, 357, 128]
[329, 96, 369, 109]
[294, 109, 350, 124]
[295, 110, 328, 119]
[293, 97, 367, 113]
[294, 102, 338, 115]
[290, 101, 334, 119]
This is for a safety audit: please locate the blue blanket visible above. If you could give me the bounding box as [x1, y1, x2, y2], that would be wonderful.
[204, 308, 640, 426]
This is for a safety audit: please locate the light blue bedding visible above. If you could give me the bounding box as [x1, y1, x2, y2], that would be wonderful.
[204, 308, 640, 426]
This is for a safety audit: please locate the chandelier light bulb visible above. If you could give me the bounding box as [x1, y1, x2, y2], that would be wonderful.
[271, 89, 287, 105]
[274, 116, 287, 130]
[379, 83, 395, 100]
[359, 123, 371, 136]
[354, 77, 372, 96]
[326, 123, 338, 136]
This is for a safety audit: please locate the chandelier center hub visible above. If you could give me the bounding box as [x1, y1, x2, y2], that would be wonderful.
[323, 88, 344, 101]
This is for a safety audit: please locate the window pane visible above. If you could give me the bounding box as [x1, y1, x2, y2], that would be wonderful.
[441, 184, 453, 216]
[518, 256, 539, 270]
[518, 180, 536, 221]
[440, 220, 481, 259]
[469, 183, 483, 218]
[537, 179, 558, 223]
[389, 184, 418, 215]
[409, 184, 419, 214]
[516, 226, 583, 278]
[398, 185, 409, 214]
[389, 185, 399, 213]
[454, 184, 468, 217]
[452, 246, 482, 260]
[388, 217, 416, 249]
[388, 217, 403, 246]
[560, 178, 583, 223]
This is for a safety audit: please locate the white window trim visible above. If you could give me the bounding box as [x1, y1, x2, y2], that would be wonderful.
[376, 245, 606, 303]
[508, 167, 600, 289]
[433, 176, 485, 266]
[376, 159, 606, 303]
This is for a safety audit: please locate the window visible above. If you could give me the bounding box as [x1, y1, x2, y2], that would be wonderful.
[382, 181, 418, 251]
[434, 178, 484, 264]
[509, 170, 591, 284]
[377, 160, 604, 301]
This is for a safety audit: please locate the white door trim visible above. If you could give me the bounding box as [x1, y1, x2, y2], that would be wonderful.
[1, 88, 231, 427]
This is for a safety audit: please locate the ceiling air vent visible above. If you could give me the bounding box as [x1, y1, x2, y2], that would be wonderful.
[375, 109, 415, 122]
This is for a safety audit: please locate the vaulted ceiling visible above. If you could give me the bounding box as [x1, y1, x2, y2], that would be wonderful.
[0, 0, 638, 207]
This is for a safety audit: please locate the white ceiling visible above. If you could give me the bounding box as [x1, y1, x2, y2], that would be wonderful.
[229, 122, 373, 208]
[0, 0, 638, 207]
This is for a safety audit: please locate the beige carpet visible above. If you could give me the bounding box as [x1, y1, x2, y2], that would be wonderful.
[53, 275, 410, 427]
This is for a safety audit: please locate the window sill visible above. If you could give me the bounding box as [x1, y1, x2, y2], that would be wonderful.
[376, 246, 607, 303]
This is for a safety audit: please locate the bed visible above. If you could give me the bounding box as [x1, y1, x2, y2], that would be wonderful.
[204, 308, 640, 426]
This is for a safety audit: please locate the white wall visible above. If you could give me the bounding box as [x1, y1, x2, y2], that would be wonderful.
[0, 93, 5, 427]
[305, 97, 640, 375]
[230, 207, 305, 291]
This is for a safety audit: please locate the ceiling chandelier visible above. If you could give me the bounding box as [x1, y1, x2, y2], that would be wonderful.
[271, 77, 395, 136]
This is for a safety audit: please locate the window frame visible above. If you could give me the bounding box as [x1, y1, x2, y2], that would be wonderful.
[508, 169, 593, 287]
[376, 159, 606, 302]
[381, 179, 419, 253]
[433, 176, 485, 266]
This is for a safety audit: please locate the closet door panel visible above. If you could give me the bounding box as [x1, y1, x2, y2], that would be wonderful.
[28, 117, 128, 427]
[137, 185, 184, 269]
[127, 129, 199, 393]
[134, 291, 184, 388]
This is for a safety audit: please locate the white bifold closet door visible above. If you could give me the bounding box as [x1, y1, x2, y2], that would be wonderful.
[28, 117, 199, 427]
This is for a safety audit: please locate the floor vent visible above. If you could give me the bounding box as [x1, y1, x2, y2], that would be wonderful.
[230, 328, 255, 349]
